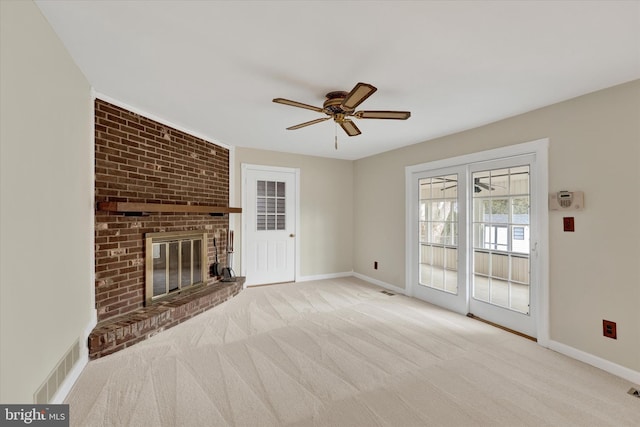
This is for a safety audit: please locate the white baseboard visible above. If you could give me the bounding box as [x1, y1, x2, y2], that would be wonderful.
[351, 272, 407, 295]
[545, 339, 640, 385]
[297, 271, 354, 282]
[297, 271, 407, 297]
[51, 313, 97, 404]
[297, 271, 407, 296]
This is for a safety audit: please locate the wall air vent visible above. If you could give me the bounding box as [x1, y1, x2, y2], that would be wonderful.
[33, 339, 80, 403]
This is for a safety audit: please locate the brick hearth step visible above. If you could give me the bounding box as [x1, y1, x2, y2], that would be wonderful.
[88, 278, 244, 359]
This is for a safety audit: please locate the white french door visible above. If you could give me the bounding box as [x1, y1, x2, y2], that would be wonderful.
[242, 165, 298, 286]
[468, 155, 537, 337]
[411, 165, 468, 314]
[407, 141, 548, 339]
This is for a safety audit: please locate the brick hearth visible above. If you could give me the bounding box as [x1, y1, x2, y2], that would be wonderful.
[89, 278, 244, 359]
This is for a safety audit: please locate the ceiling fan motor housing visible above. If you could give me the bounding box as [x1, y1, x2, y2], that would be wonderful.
[323, 91, 350, 115]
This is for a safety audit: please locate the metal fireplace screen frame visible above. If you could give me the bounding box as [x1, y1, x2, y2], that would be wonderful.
[145, 230, 207, 305]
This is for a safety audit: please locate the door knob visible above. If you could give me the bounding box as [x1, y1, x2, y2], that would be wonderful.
[289, 234, 295, 238]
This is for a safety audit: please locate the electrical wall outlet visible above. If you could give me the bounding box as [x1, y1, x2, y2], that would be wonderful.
[563, 217, 575, 232]
[603, 320, 617, 339]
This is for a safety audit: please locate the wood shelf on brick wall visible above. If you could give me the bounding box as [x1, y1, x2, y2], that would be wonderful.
[97, 202, 242, 216]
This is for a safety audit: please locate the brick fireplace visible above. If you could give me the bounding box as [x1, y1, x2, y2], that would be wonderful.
[89, 99, 242, 358]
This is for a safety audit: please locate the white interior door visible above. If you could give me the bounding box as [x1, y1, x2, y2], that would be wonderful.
[243, 165, 297, 286]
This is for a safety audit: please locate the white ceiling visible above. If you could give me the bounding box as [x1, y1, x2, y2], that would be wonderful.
[35, 1, 640, 160]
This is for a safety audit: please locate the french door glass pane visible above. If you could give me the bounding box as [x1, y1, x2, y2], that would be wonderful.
[472, 166, 531, 314]
[418, 174, 458, 294]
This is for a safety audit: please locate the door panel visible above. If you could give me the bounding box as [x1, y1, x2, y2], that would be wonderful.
[469, 155, 536, 337]
[411, 167, 468, 315]
[244, 166, 296, 286]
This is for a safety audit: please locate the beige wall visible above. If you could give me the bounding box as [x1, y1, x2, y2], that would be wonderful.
[353, 80, 640, 372]
[234, 148, 353, 278]
[0, 1, 93, 402]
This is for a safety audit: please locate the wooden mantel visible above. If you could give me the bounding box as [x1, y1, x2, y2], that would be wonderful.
[97, 202, 242, 215]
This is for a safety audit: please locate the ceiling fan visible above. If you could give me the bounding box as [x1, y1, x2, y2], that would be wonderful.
[472, 177, 496, 193]
[441, 177, 497, 193]
[273, 82, 411, 138]
[439, 171, 532, 193]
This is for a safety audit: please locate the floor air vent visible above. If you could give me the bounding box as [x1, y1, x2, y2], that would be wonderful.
[34, 339, 80, 403]
[380, 290, 395, 296]
[628, 388, 640, 398]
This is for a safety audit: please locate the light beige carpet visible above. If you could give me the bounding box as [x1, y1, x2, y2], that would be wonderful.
[66, 277, 639, 426]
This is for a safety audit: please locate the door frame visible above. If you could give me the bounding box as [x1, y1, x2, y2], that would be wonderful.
[241, 163, 300, 284]
[405, 139, 549, 344]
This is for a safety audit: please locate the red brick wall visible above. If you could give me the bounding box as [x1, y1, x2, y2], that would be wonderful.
[94, 99, 231, 321]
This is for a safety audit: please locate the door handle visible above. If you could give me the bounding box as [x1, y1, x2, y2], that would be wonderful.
[289, 234, 295, 238]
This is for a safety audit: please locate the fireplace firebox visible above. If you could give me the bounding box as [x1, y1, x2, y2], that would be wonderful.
[145, 230, 207, 305]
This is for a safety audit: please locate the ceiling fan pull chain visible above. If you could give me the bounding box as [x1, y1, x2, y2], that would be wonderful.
[335, 122, 338, 150]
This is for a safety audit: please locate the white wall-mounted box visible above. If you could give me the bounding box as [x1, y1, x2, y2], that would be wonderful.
[549, 191, 584, 211]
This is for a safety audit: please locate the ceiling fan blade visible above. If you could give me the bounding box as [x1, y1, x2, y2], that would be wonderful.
[441, 184, 458, 191]
[341, 82, 377, 110]
[339, 119, 361, 136]
[431, 177, 458, 184]
[286, 116, 331, 130]
[355, 110, 411, 120]
[273, 98, 324, 113]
